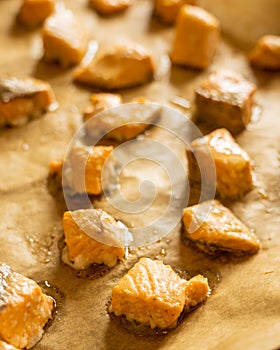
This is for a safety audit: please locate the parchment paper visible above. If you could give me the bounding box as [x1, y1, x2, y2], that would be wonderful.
[0, 1, 280, 349]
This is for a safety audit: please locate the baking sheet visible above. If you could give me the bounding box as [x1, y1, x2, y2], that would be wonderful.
[0, 0, 280, 349]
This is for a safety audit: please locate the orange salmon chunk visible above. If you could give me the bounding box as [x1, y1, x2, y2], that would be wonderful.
[171, 5, 220, 69]
[18, 0, 55, 27]
[110, 258, 188, 329]
[62, 209, 127, 269]
[0, 263, 53, 349]
[183, 200, 260, 254]
[187, 128, 253, 199]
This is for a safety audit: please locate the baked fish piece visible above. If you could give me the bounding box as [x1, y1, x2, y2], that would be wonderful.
[110, 258, 210, 329]
[62, 209, 130, 269]
[74, 43, 154, 90]
[90, 0, 132, 16]
[0, 76, 56, 127]
[170, 5, 220, 69]
[0, 263, 53, 349]
[85, 96, 161, 141]
[249, 35, 280, 70]
[154, 0, 197, 25]
[195, 70, 257, 134]
[18, 0, 55, 27]
[182, 200, 260, 254]
[187, 128, 253, 199]
[43, 9, 89, 67]
[63, 144, 113, 195]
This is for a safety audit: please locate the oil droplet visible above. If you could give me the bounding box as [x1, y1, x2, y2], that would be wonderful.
[250, 104, 262, 124]
[159, 248, 166, 257]
[21, 143, 29, 151]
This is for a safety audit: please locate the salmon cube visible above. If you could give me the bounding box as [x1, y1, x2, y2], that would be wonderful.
[170, 5, 220, 69]
[0, 263, 53, 349]
[62, 209, 128, 269]
[182, 200, 260, 254]
[154, 0, 197, 25]
[110, 258, 187, 328]
[43, 9, 89, 67]
[85, 97, 161, 141]
[74, 43, 154, 90]
[0, 76, 56, 127]
[195, 70, 257, 134]
[187, 128, 253, 199]
[63, 144, 113, 195]
[249, 35, 280, 70]
[185, 274, 210, 308]
[18, 0, 55, 27]
[90, 0, 132, 16]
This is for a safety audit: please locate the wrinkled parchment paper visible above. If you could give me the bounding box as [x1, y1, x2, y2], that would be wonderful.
[0, 1, 280, 349]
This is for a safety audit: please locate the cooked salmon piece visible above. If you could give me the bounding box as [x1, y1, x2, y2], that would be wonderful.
[85, 96, 161, 141]
[154, 0, 197, 25]
[182, 200, 260, 254]
[185, 274, 210, 308]
[43, 9, 89, 67]
[0, 263, 53, 349]
[187, 128, 253, 199]
[249, 35, 280, 70]
[0, 76, 56, 127]
[84, 93, 123, 122]
[62, 209, 129, 269]
[74, 43, 154, 89]
[90, 0, 132, 16]
[110, 258, 211, 328]
[170, 5, 220, 69]
[110, 258, 187, 328]
[18, 0, 55, 27]
[63, 144, 113, 195]
[0, 340, 20, 350]
[195, 70, 257, 134]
